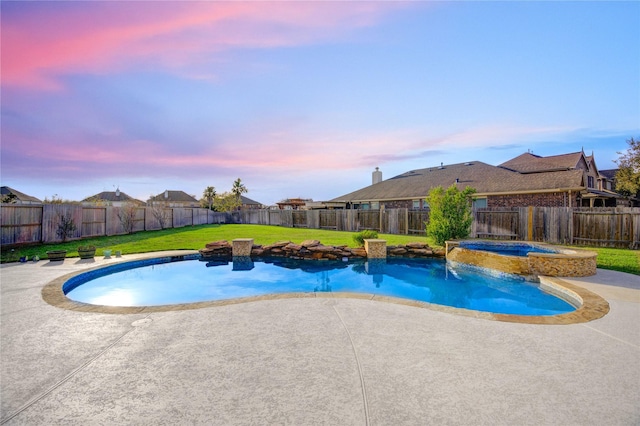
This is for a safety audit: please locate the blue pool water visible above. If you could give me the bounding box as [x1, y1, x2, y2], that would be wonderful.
[64, 256, 575, 316]
[459, 242, 557, 257]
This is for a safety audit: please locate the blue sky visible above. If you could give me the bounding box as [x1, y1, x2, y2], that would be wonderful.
[1, 1, 638, 205]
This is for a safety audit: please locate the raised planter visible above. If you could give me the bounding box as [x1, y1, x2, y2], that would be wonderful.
[78, 246, 96, 259]
[46, 250, 67, 261]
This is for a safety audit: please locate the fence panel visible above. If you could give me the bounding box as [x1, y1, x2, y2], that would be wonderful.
[193, 209, 209, 226]
[146, 207, 173, 230]
[42, 204, 83, 243]
[542, 207, 572, 244]
[268, 210, 283, 226]
[306, 210, 320, 229]
[357, 210, 380, 231]
[292, 211, 307, 227]
[0, 205, 43, 245]
[474, 208, 519, 240]
[172, 208, 193, 228]
[319, 210, 337, 229]
[384, 209, 407, 235]
[408, 210, 428, 235]
[82, 207, 106, 237]
[336, 210, 357, 232]
[572, 208, 640, 248]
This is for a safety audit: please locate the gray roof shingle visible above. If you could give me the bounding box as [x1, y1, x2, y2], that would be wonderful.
[330, 161, 585, 203]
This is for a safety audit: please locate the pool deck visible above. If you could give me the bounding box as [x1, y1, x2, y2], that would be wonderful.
[1, 251, 639, 425]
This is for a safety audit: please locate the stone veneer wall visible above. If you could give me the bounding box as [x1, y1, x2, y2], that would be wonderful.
[445, 241, 597, 278]
[447, 247, 531, 276]
[529, 252, 597, 277]
[364, 239, 386, 258]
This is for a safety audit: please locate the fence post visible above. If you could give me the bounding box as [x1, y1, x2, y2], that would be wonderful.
[527, 206, 533, 241]
[405, 209, 409, 235]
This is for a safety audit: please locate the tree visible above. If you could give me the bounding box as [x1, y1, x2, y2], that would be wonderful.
[231, 178, 248, 209]
[202, 186, 216, 210]
[213, 192, 240, 212]
[1, 193, 17, 204]
[55, 212, 77, 242]
[614, 137, 640, 196]
[425, 184, 476, 246]
[117, 201, 139, 234]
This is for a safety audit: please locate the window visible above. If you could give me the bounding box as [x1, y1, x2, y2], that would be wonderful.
[371, 202, 379, 210]
[361, 203, 370, 210]
[588, 176, 595, 188]
[412, 199, 421, 209]
[473, 198, 487, 209]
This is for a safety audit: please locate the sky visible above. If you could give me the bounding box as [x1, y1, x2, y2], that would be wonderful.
[1, 1, 639, 206]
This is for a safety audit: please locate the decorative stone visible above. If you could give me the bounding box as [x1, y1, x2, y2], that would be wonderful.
[300, 239, 321, 248]
[201, 239, 440, 262]
[232, 238, 254, 257]
[364, 239, 387, 259]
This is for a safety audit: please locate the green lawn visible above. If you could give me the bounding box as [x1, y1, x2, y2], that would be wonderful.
[2, 224, 638, 275]
[0, 224, 432, 263]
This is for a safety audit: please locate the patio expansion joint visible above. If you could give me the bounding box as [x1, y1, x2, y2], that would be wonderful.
[0, 314, 152, 425]
[332, 305, 370, 426]
[579, 323, 640, 350]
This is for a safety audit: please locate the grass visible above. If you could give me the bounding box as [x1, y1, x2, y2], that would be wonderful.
[0, 224, 434, 263]
[1, 224, 638, 275]
[577, 246, 640, 275]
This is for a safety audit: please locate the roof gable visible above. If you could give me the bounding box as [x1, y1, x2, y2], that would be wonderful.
[149, 190, 198, 203]
[499, 151, 587, 173]
[240, 195, 262, 205]
[1, 186, 42, 203]
[83, 190, 140, 203]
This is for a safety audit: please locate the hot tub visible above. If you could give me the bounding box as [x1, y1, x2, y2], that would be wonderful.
[445, 240, 597, 278]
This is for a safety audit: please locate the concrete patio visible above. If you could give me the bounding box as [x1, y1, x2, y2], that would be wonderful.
[1, 253, 639, 425]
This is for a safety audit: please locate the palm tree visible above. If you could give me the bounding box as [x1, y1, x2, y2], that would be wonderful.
[231, 178, 248, 210]
[203, 186, 216, 210]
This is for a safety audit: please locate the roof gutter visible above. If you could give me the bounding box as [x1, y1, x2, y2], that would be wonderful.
[337, 187, 588, 203]
[473, 187, 586, 197]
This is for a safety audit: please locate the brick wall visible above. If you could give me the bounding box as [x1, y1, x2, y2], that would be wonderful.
[488, 192, 579, 208]
[381, 200, 415, 209]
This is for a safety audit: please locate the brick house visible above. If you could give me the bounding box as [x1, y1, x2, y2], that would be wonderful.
[330, 150, 626, 209]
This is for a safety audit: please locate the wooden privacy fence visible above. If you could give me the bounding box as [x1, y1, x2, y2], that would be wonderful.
[471, 207, 640, 249]
[232, 208, 430, 236]
[2, 204, 639, 249]
[1, 204, 226, 246]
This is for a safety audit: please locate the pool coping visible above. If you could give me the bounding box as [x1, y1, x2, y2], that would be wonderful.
[40, 251, 610, 325]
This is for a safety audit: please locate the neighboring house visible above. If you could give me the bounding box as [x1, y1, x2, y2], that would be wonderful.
[82, 189, 145, 207]
[330, 150, 627, 209]
[239, 195, 264, 210]
[0, 186, 42, 204]
[599, 169, 618, 192]
[148, 190, 199, 208]
[276, 198, 312, 210]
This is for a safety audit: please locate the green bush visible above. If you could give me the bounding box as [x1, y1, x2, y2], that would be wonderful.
[425, 184, 476, 245]
[353, 230, 379, 246]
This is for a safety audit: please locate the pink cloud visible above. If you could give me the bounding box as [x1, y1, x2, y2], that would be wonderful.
[1, 2, 411, 90]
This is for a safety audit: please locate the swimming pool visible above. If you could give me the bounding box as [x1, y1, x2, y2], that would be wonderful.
[458, 241, 557, 257]
[447, 240, 598, 277]
[63, 256, 575, 316]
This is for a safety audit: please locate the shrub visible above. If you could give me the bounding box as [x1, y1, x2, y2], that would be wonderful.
[353, 230, 379, 246]
[425, 184, 476, 245]
[55, 213, 77, 242]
